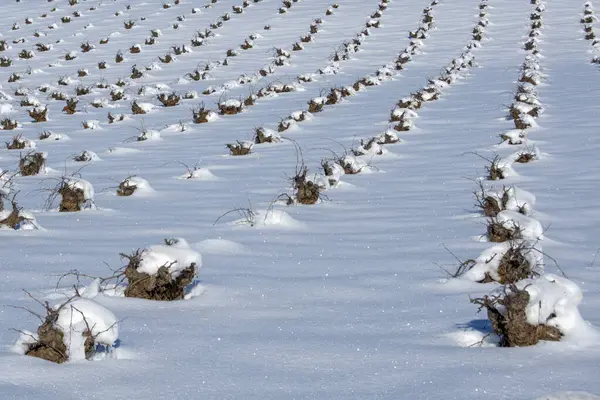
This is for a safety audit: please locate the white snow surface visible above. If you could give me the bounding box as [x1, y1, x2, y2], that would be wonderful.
[0, 0, 599, 398]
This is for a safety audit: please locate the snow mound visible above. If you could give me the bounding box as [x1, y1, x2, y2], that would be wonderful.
[504, 186, 536, 215]
[55, 298, 119, 361]
[500, 129, 527, 145]
[9, 136, 35, 149]
[64, 177, 95, 210]
[323, 161, 345, 187]
[222, 99, 242, 108]
[496, 210, 544, 241]
[136, 102, 156, 113]
[0, 209, 42, 230]
[105, 147, 141, 155]
[40, 132, 69, 141]
[75, 150, 100, 162]
[162, 122, 190, 133]
[119, 176, 154, 196]
[446, 329, 498, 348]
[518, 275, 591, 339]
[178, 167, 219, 181]
[137, 129, 161, 141]
[460, 240, 543, 283]
[231, 209, 304, 229]
[12, 298, 119, 362]
[137, 239, 202, 276]
[339, 155, 371, 174]
[82, 120, 101, 130]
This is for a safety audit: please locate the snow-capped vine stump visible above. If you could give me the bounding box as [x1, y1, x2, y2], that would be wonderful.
[254, 127, 280, 144]
[226, 141, 253, 156]
[293, 167, 320, 205]
[24, 311, 70, 363]
[0, 201, 27, 229]
[495, 245, 535, 283]
[28, 106, 48, 122]
[62, 98, 78, 114]
[19, 152, 46, 176]
[117, 178, 137, 196]
[192, 103, 216, 123]
[157, 93, 180, 107]
[218, 99, 243, 115]
[16, 296, 119, 363]
[121, 241, 200, 301]
[131, 101, 146, 115]
[117, 176, 151, 196]
[58, 178, 95, 212]
[481, 195, 503, 217]
[472, 284, 561, 347]
[487, 219, 520, 242]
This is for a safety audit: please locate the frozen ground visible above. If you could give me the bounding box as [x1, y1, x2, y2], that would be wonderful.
[0, 0, 600, 398]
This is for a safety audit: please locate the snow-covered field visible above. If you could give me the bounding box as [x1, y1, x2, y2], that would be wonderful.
[1, 0, 600, 398]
